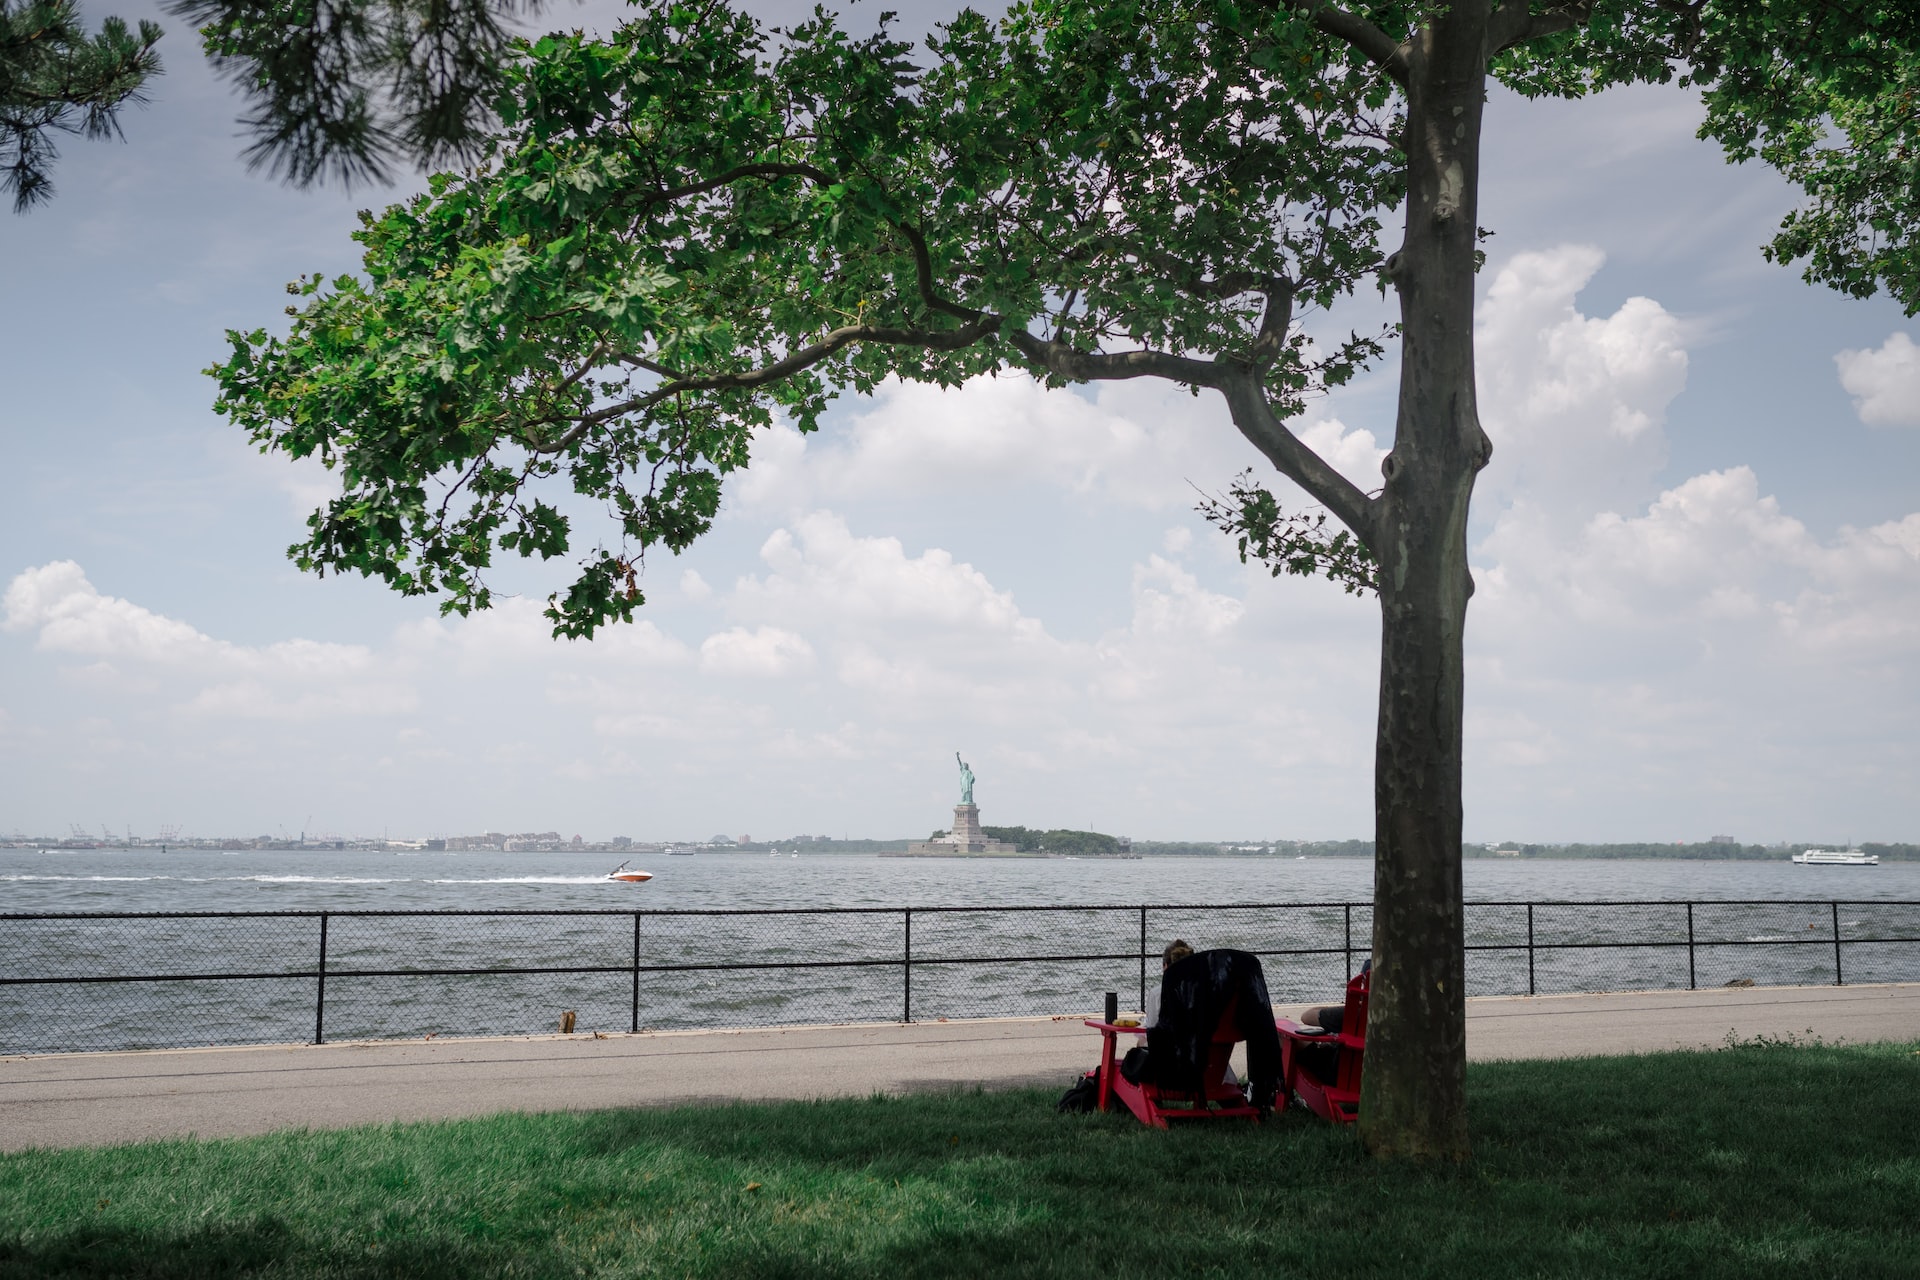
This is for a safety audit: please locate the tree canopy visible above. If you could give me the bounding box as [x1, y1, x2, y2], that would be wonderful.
[212, 0, 1407, 634]
[212, 0, 1918, 635]
[211, 0, 1920, 1159]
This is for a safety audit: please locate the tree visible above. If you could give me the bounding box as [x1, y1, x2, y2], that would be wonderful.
[208, 0, 1919, 1159]
[5, 0, 554, 208]
[173, 0, 552, 185]
[2, 0, 162, 209]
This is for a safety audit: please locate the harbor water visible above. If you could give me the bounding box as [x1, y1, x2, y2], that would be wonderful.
[5, 849, 1917, 1055]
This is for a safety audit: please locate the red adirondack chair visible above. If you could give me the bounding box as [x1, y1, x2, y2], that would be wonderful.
[1084, 996, 1263, 1129]
[1276, 966, 1370, 1124]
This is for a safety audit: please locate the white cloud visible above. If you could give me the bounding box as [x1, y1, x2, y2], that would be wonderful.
[1460, 254, 1920, 835]
[5, 560, 221, 662]
[393, 596, 687, 672]
[699, 626, 815, 677]
[1476, 245, 1689, 521]
[1128, 555, 1244, 639]
[733, 373, 1287, 514]
[737, 512, 1044, 639]
[680, 568, 713, 600]
[1294, 417, 1388, 492]
[1835, 332, 1920, 427]
[3, 561, 418, 722]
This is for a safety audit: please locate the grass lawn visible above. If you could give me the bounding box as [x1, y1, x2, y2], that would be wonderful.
[3, 1039, 1917, 1279]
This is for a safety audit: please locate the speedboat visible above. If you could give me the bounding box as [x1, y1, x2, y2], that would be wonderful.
[605, 861, 654, 882]
[1792, 849, 1878, 866]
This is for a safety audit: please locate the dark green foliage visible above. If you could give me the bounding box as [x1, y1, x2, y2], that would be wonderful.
[211, 1, 1920, 631]
[983, 826, 1123, 855]
[0, 0, 161, 210]
[210, 0, 1405, 636]
[1197, 467, 1378, 595]
[1469, 842, 1920, 861]
[171, 0, 550, 187]
[3, 1042, 1917, 1277]
[744, 838, 913, 853]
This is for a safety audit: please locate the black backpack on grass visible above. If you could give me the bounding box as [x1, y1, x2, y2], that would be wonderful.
[1056, 1071, 1100, 1113]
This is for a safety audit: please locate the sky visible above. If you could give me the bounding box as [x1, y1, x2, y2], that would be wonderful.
[2, 1, 1916, 845]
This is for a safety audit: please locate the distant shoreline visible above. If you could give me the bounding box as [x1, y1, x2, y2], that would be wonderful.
[7, 843, 1915, 861]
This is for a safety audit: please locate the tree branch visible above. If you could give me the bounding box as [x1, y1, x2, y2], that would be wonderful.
[524, 314, 1002, 454]
[1250, 280, 1296, 368]
[897, 222, 986, 322]
[1005, 330, 1228, 387]
[620, 161, 835, 212]
[1301, 2, 1410, 89]
[1490, 1, 1598, 55]
[1219, 371, 1379, 547]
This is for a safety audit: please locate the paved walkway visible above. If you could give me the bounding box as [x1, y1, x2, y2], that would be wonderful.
[5, 983, 1917, 1152]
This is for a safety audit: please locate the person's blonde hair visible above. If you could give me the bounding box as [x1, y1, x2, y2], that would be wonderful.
[1162, 939, 1194, 968]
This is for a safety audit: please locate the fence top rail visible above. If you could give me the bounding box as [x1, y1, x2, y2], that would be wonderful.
[3, 898, 1917, 924]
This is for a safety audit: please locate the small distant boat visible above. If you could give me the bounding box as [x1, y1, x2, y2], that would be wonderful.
[605, 861, 654, 882]
[1792, 849, 1878, 866]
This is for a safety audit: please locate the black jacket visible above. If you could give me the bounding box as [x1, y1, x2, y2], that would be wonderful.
[1145, 948, 1282, 1109]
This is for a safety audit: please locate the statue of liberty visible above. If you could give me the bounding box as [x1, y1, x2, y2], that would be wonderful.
[955, 752, 975, 805]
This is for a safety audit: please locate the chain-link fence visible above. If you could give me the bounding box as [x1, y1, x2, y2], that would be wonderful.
[4, 899, 1916, 1055]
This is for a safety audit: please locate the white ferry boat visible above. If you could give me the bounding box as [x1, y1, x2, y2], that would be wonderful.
[1792, 849, 1879, 866]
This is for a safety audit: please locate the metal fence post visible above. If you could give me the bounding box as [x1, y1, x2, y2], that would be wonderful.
[902, 908, 913, 1023]
[313, 912, 329, 1045]
[1686, 903, 1696, 990]
[1138, 906, 1148, 1012]
[1343, 903, 1353, 979]
[630, 912, 642, 1033]
[1832, 901, 1844, 986]
[1526, 904, 1535, 996]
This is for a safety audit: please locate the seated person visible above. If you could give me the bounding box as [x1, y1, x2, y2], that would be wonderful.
[1140, 938, 1194, 1029]
[1296, 1002, 1344, 1034]
[1123, 941, 1280, 1108]
[1292, 959, 1370, 1035]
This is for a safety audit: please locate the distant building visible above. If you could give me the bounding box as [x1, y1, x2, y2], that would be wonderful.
[1708, 834, 1736, 845]
[612, 836, 632, 849]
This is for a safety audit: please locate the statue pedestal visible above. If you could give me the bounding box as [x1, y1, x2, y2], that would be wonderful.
[949, 804, 984, 845]
[903, 803, 1020, 856]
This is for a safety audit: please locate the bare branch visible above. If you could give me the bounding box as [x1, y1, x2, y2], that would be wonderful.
[897, 222, 986, 322]
[1301, 2, 1410, 89]
[1219, 371, 1379, 546]
[525, 314, 1002, 454]
[617, 353, 687, 380]
[1006, 330, 1228, 387]
[1250, 280, 1296, 369]
[619, 161, 835, 213]
[546, 340, 610, 401]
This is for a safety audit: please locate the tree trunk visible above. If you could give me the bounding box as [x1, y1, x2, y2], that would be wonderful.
[1355, 1, 1492, 1163]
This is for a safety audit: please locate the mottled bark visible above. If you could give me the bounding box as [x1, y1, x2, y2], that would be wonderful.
[1355, 0, 1494, 1162]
